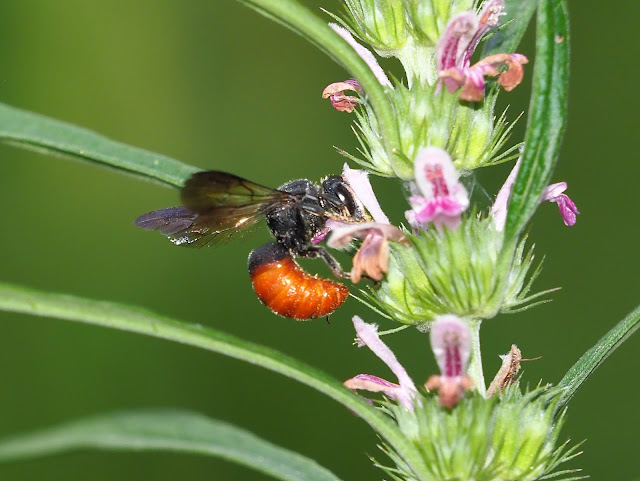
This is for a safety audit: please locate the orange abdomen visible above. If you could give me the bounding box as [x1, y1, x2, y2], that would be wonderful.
[248, 243, 348, 320]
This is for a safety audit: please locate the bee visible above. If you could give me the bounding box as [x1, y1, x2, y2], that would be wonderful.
[134, 171, 368, 320]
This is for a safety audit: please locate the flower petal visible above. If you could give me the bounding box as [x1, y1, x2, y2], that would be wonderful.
[461, 0, 505, 66]
[425, 375, 474, 409]
[322, 80, 362, 98]
[342, 164, 389, 224]
[436, 11, 479, 71]
[327, 221, 405, 249]
[441, 51, 527, 101]
[351, 232, 389, 282]
[406, 147, 469, 232]
[352, 316, 417, 409]
[541, 182, 567, 200]
[328, 222, 405, 283]
[322, 80, 363, 113]
[473, 53, 529, 92]
[430, 315, 471, 378]
[427, 316, 474, 408]
[492, 164, 579, 228]
[436, 0, 505, 71]
[490, 158, 521, 232]
[542, 182, 580, 226]
[344, 373, 401, 393]
[554, 194, 580, 226]
[414, 147, 460, 200]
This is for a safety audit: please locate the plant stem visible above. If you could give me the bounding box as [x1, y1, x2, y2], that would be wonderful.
[467, 319, 486, 397]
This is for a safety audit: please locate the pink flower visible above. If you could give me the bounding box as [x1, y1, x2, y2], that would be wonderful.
[405, 147, 469, 232]
[328, 165, 405, 283]
[341, 164, 389, 224]
[424, 315, 474, 409]
[322, 24, 393, 112]
[541, 182, 580, 226]
[328, 221, 406, 283]
[344, 316, 418, 410]
[490, 158, 521, 231]
[491, 159, 580, 230]
[436, 0, 528, 101]
[322, 79, 363, 113]
[436, 1, 505, 73]
[439, 53, 529, 102]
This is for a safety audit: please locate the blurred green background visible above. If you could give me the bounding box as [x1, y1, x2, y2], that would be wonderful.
[0, 1, 637, 480]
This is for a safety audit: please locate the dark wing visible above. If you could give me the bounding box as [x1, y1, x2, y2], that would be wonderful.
[181, 171, 286, 212]
[135, 171, 293, 247]
[134, 206, 216, 247]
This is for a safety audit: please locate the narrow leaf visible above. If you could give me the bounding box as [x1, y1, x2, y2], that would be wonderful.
[482, 0, 537, 57]
[558, 304, 640, 408]
[503, 0, 569, 241]
[0, 282, 431, 481]
[0, 410, 343, 481]
[0, 103, 199, 188]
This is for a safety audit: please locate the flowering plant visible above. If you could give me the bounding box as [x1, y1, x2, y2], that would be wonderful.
[0, 1, 637, 480]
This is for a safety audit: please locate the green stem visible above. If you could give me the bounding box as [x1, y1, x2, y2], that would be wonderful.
[0, 282, 431, 481]
[237, 0, 400, 158]
[467, 319, 486, 397]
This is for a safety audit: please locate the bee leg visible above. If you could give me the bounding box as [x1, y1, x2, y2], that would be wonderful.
[299, 246, 348, 279]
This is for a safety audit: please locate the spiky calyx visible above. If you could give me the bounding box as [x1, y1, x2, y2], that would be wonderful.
[342, 84, 519, 180]
[360, 215, 551, 325]
[377, 385, 582, 481]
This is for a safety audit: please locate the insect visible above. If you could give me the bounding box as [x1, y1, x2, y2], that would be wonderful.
[134, 171, 368, 320]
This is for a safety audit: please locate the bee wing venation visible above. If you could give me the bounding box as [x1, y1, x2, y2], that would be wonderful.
[135, 171, 291, 248]
[134, 205, 265, 248]
[181, 171, 289, 212]
[134, 207, 196, 235]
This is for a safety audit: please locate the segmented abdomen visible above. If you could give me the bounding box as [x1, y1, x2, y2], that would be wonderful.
[248, 243, 348, 320]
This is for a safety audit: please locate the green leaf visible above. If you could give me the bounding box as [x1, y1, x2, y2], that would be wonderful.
[0, 102, 199, 189]
[0, 282, 431, 481]
[558, 304, 640, 409]
[236, 0, 400, 157]
[482, 0, 537, 57]
[503, 0, 569, 241]
[0, 410, 344, 481]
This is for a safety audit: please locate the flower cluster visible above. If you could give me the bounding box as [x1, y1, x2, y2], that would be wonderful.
[323, 0, 538, 176]
[309, 0, 581, 480]
[341, 316, 580, 481]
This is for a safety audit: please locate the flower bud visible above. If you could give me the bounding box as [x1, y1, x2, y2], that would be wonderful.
[340, 0, 410, 54]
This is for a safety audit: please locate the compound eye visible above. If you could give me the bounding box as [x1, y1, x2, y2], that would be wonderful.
[335, 183, 358, 215]
[322, 175, 366, 220]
